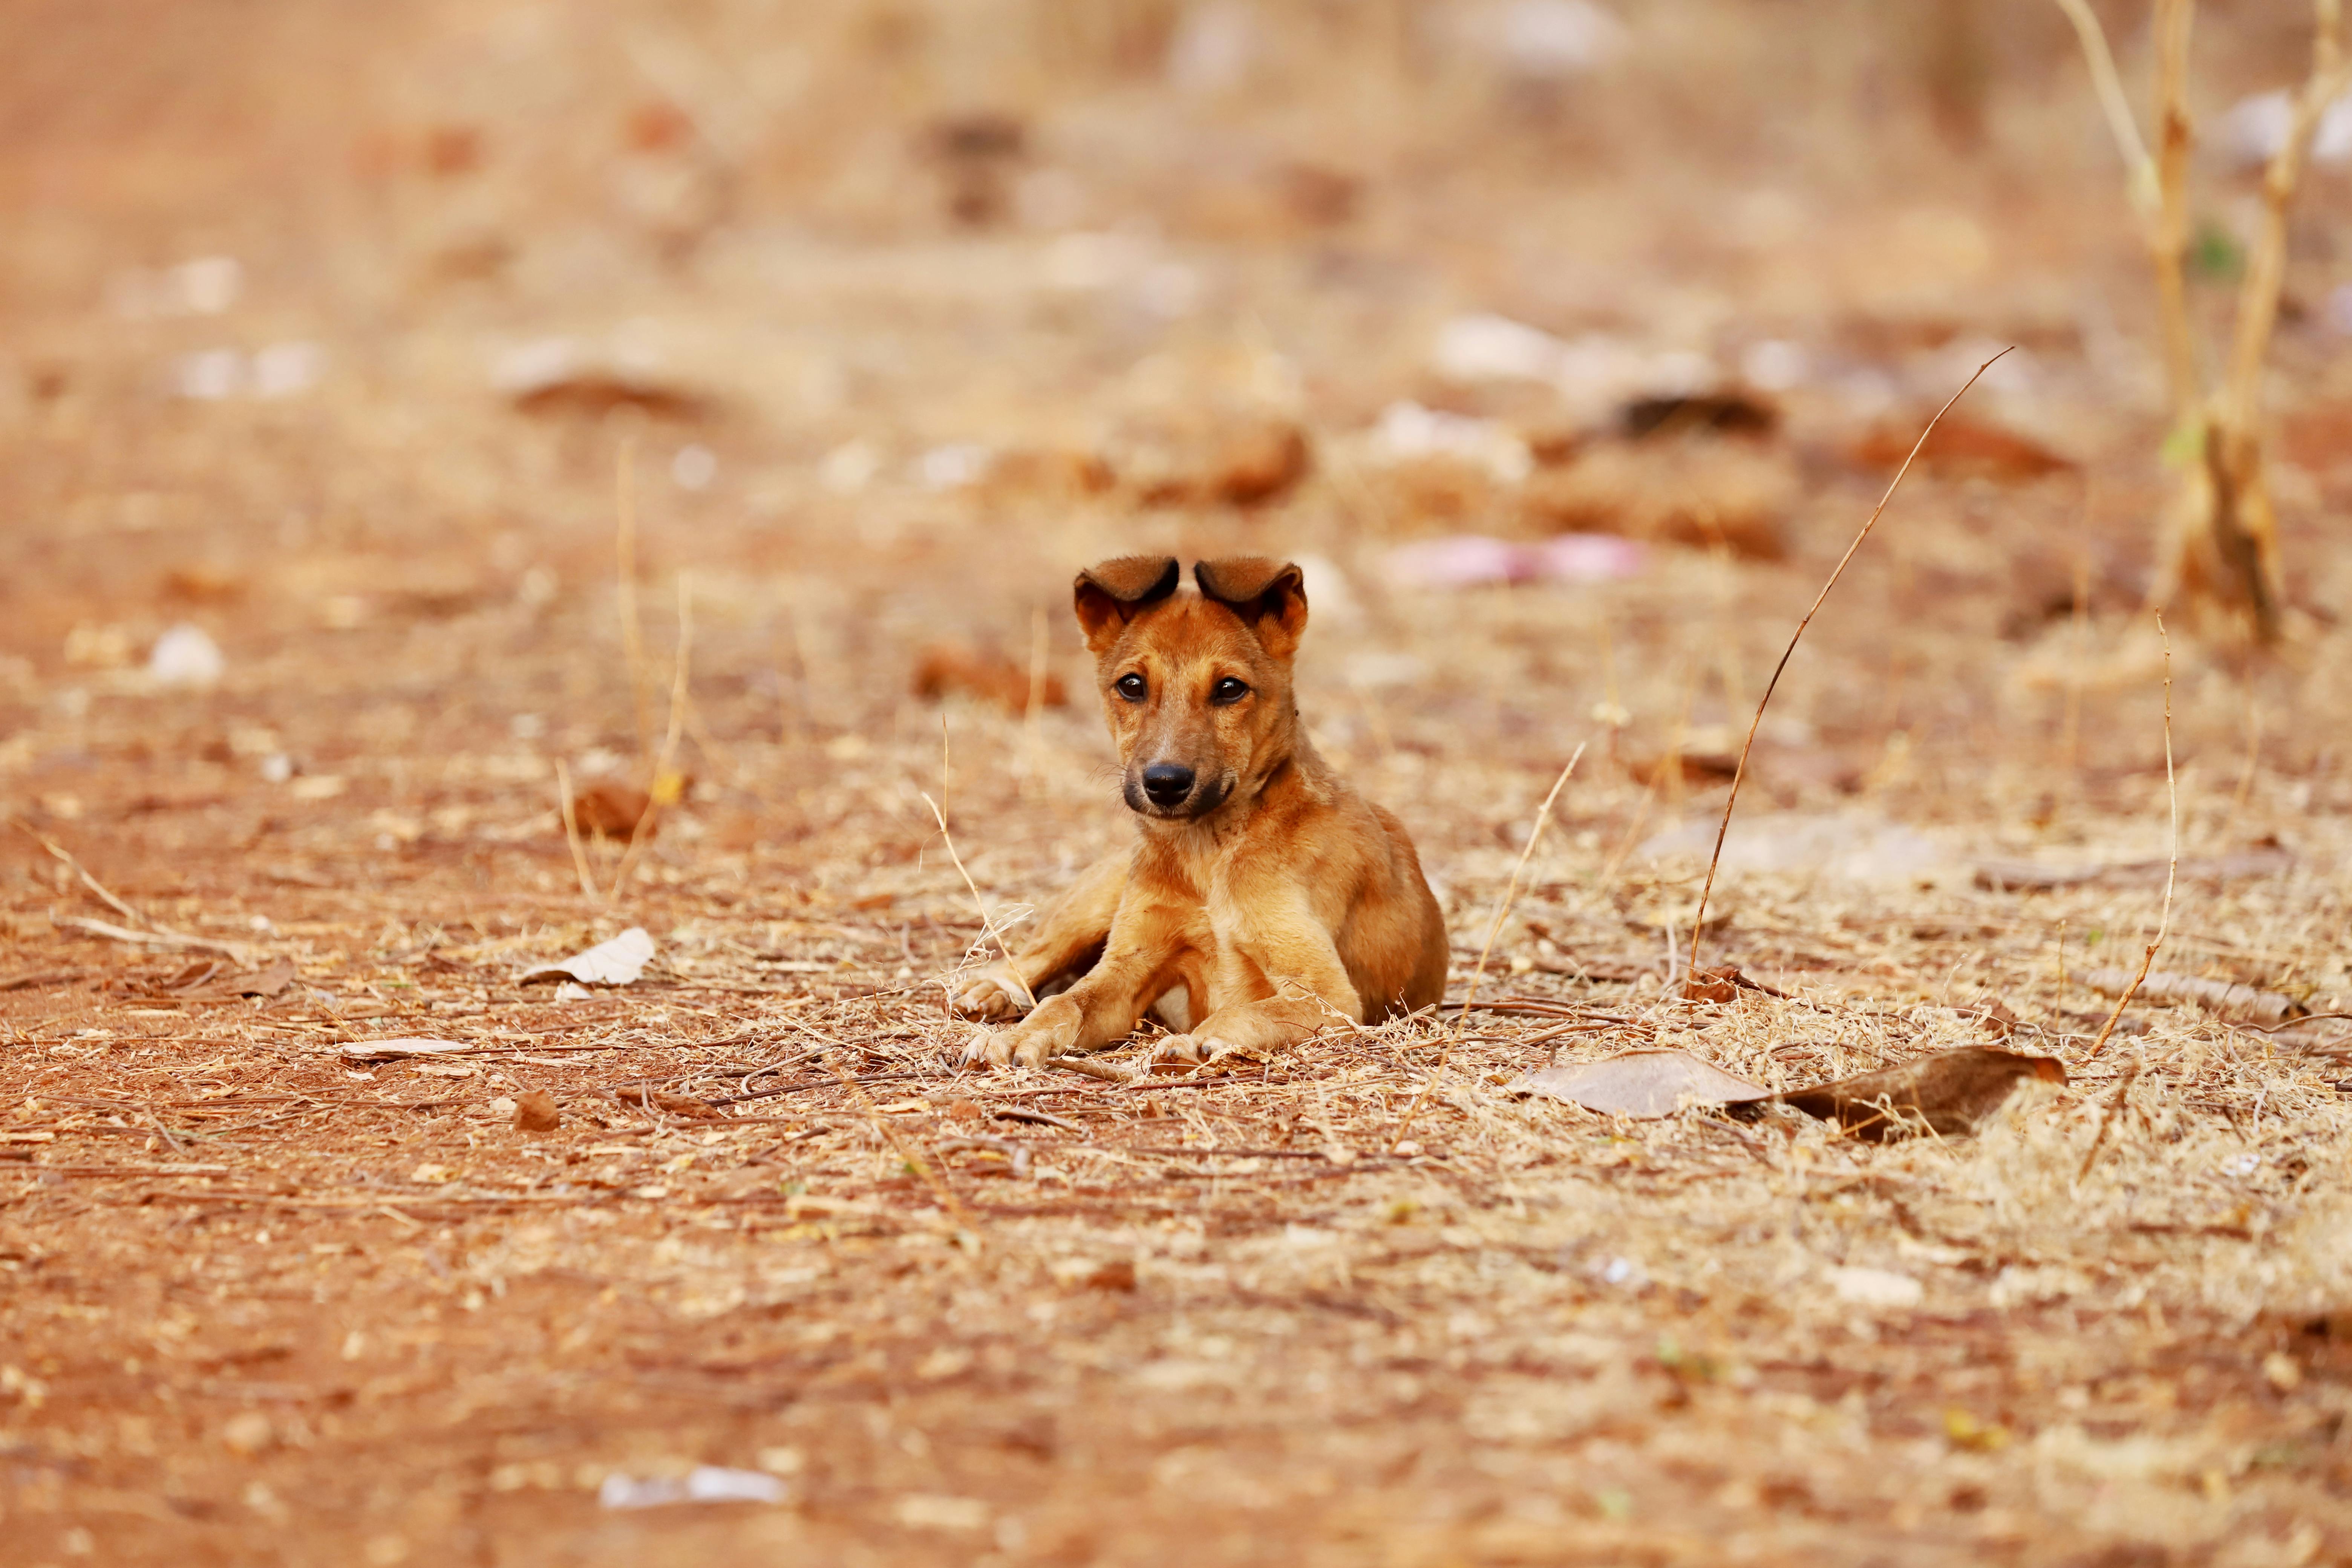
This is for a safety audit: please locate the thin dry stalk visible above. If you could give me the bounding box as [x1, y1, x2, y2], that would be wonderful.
[14, 823, 147, 927]
[553, 760, 600, 903]
[1388, 743, 1584, 1153]
[2221, 0, 2348, 435]
[2150, 0, 2200, 426]
[1686, 350, 2012, 982]
[612, 573, 694, 900]
[923, 717, 1031, 1004]
[2086, 612, 2178, 1061]
[2052, 0, 2158, 212]
[2077, 1058, 2144, 1181]
[614, 435, 656, 758]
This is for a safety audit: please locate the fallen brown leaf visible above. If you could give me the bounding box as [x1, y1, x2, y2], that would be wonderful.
[1762, 1047, 2064, 1140]
[912, 644, 1067, 714]
[510, 372, 712, 422]
[1519, 439, 1791, 560]
[570, 781, 656, 839]
[1109, 408, 1312, 509]
[1975, 846, 2293, 891]
[1847, 412, 2073, 481]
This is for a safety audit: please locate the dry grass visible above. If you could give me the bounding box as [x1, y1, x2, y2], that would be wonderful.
[4, 2, 2352, 1565]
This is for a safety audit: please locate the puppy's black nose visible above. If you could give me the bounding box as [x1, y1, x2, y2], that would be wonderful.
[1141, 763, 1195, 807]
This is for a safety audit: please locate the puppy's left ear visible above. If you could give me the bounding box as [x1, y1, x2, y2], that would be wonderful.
[1073, 556, 1181, 654]
[1194, 557, 1308, 657]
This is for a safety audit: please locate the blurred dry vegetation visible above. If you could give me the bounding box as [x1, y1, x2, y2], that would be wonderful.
[3, 1, 2352, 1564]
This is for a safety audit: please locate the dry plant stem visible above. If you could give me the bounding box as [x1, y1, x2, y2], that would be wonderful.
[2052, 0, 2157, 211]
[2077, 1058, 2144, 1181]
[1685, 349, 2012, 982]
[2151, 0, 2200, 426]
[553, 761, 599, 904]
[612, 574, 693, 900]
[2085, 613, 2179, 1061]
[2222, 0, 2346, 434]
[146, 1110, 193, 1160]
[14, 824, 147, 927]
[922, 720, 1028, 998]
[614, 435, 655, 759]
[1388, 744, 1584, 1154]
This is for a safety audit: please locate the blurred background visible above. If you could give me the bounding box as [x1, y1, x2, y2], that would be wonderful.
[3, 0, 2350, 891]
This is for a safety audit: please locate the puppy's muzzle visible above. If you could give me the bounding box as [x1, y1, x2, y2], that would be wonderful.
[1141, 763, 1194, 809]
[1126, 762, 1229, 819]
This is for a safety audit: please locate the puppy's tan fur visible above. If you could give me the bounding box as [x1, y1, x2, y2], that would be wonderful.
[959, 556, 1447, 1069]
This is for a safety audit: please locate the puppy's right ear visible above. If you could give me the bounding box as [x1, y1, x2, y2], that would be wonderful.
[1073, 556, 1181, 653]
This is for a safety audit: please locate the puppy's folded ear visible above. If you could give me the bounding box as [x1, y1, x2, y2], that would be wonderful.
[1194, 557, 1308, 657]
[1073, 556, 1181, 652]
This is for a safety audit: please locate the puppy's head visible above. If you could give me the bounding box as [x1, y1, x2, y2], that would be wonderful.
[1073, 555, 1309, 822]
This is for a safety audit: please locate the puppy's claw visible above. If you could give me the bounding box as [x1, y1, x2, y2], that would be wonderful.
[951, 972, 1030, 1023]
[1151, 1034, 1205, 1066]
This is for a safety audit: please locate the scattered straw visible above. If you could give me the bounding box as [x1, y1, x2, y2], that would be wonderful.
[1389, 743, 1584, 1153]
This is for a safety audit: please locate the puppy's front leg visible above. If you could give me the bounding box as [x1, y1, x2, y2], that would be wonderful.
[952, 850, 1127, 1021]
[1158, 890, 1361, 1066]
[977, 906, 1181, 1069]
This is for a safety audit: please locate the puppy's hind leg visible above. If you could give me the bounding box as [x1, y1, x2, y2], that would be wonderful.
[951, 850, 1127, 1020]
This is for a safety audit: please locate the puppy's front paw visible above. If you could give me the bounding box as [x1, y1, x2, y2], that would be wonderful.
[1151, 1034, 1206, 1066]
[991, 1003, 1079, 1069]
[951, 969, 1030, 1022]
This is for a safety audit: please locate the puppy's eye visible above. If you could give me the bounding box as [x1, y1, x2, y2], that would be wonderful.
[1210, 677, 1251, 706]
[1115, 673, 1148, 702]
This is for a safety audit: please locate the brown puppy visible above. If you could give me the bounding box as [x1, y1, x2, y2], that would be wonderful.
[958, 556, 1447, 1070]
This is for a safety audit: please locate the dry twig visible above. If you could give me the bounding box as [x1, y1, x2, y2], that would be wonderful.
[554, 760, 600, 903]
[2086, 613, 2178, 1061]
[612, 573, 694, 900]
[1686, 350, 2011, 982]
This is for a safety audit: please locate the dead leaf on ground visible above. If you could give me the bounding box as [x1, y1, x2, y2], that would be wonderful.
[1619, 390, 1779, 441]
[979, 447, 1115, 498]
[1625, 750, 1742, 787]
[1109, 409, 1312, 508]
[1519, 439, 1792, 560]
[519, 927, 655, 986]
[912, 644, 1068, 714]
[510, 372, 712, 423]
[1846, 413, 2073, 481]
[1509, 1049, 1770, 1118]
[1083, 1259, 1138, 1291]
[512, 1090, 561, 1132]
[160, 565, 245, 603]
[2083, 967, 2306, 1025]
[1975, 845, 2294, 891]
[569, 781, 657, 839]
[1755, 1047, 2065, 1140]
